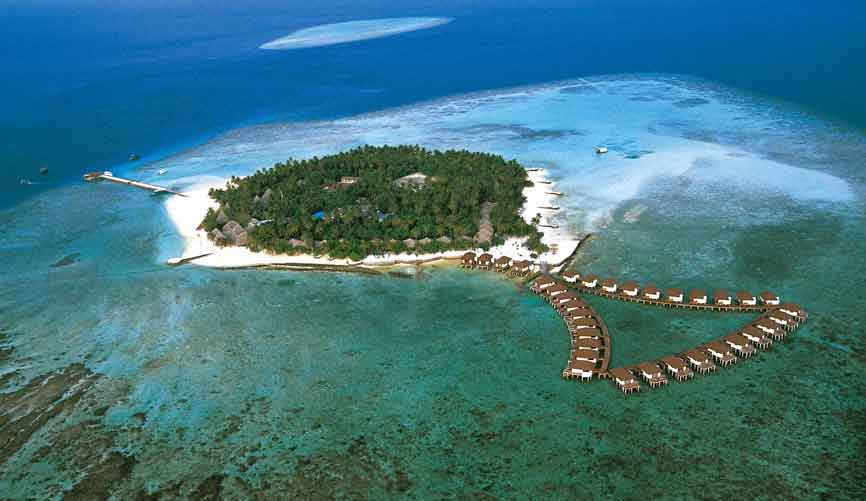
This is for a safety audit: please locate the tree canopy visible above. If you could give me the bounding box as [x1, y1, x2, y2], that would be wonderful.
[202, 145, 547, 260]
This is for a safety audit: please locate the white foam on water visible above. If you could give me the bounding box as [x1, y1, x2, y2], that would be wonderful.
[260, 17, 452, 50]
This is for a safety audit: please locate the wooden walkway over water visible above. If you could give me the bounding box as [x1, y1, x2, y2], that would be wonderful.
[84, 171, 186, 197]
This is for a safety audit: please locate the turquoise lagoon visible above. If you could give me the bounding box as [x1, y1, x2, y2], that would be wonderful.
[1, 75, 865, 498]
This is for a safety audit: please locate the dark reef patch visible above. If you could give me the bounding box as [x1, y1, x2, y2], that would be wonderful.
[50, 253, 81, 268]
[63, 451, 137, 500]
[673, 97, 710, 108]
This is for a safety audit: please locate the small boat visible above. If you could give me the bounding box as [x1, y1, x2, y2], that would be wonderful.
[596, 146, 608, 154]
[158, 169, 168, 175]
[130, 154, 140, 161]
[20, 178, 33, 185]
[39, 167, 49, 176]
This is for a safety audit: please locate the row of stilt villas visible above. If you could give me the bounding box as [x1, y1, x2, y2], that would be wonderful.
[461, 252, 534, 276]
[560, 270, 782, 308]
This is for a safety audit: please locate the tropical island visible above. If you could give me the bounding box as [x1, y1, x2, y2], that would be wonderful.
[200, 145, 548, 261]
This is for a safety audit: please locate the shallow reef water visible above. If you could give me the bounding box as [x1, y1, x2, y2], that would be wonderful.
[1, 75, 865, 498]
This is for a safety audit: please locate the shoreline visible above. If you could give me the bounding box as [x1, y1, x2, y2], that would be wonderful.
[164, 168, 581, 272]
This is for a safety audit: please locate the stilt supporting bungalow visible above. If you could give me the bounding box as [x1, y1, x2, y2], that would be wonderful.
[703, 341, 737, 367]
[660, 356, 695, 381]
[636, 362, 669, 388]
[609, 368, 641, 394]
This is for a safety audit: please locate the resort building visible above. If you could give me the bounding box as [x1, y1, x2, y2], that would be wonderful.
[581, 274, 599, 288]
[340, 176, 360, 185]
[736, 290, 757, 306]
[477, 253, 494, 270]
[572, 327, 603, 339]
[531, 275, 556, 292]
[689, 289, 707, 305]
[642, 284, 661, 300]
[724, 333, 756, 358]
[563, 307, 593, 318]
[567, 318, 599, 330]
[561, 269, 581, 283]
[544, 283, 568, 300]
[767, 311, 790, 327]
[740, 326, 773, 349]
[636, 362, 669, 388]
[461, 252, 476, 268]
[778, 303, 804, 319]
[394, 172, 432, 189]
[759, 291, 780, 305]
[704, 341, 737, 366]
[494, 256, 512, 272]
[574, 337, 603, 350]
[565, 360, 596, 381]
[659, 356, 694, 381]
[667, 288, 684, 303]
[609, 368, 640, 394]
[601, 279, 618, 293]
[552, 293, 580, 306]
[714, 290, 732, 306]
[684, 349, 716, 374]
[755, 317, 782, 339]
[621, 281, 639, 297]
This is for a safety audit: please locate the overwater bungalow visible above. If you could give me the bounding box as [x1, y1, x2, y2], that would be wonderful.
[531, 275, 556, 292]
[755, 317, 783, 340]
[767, 311, 790, 328]
[659, 356, 694, 381]
[564, 360, 596, 381]
[511, 260, 532, 276]
[759, 291, 780, 305]
[561, 269, 581, 283]
[689, 289, 707, 305]
[621, 281, 639, 297]
[778, 303, 805, 319]
[494, 255, 512, 272]
[724, 333, 756, 358]
[636, 362, 668, 388]
[736, 290, 757, 306]
[601, 279, 618, 293]
[704, 341, 737, 366]
[684, 349, 716, 374]
[741, 326, 773, 349]
[574, 337, 603, 350]
[567, 317, 599, 330]
[461, 252, 477, 268]
[552, 292, 580, 305]
[609, 368, 641, 394]
[572, 349, 599, 363]
[477, 253, 494, 270]
[667, 288, 684, 303]
[563, 306, 593, 318]
[572, 327, 603, 339]
[544, 283, 568, 300]
[642, 284, 661, 300]
[581, 274, 599, 288]
[714, 289, 732, 306]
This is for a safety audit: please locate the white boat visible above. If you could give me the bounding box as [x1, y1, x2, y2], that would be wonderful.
[595, 146, 608, 154]
[158, 169, 168, 175]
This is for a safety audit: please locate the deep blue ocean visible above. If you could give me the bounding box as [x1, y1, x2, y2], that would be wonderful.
[3, 0, 865, 208]
[3, 1, 866, 498]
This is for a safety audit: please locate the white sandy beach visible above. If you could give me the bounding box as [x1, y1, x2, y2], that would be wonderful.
[164, 168, 580, 270]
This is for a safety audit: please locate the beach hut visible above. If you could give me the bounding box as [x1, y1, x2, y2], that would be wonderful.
[736, 290, 757, 306]
[572, 349, 599, 363]
[564, 360, 595, 381]
[609, 368, 640, 394]
[684, 349, 716, 374]
[636, 362, 668, 388]
[642, 284, 661, 300]
[601, 279, 618, 293]
[494, 255, 512, 272]
[759, 291, 780, 305]
[621, 281, 639, 297]
[461, 252, 476, 268]
[574, 337, 603, 351]
[581, 274, 599, 288]
[724, 333, 756, 358]
[340, 176, 360, 185]
[511, 260, 532, 276]
[477, 253, 493, 270]
[666, 288, 684, 303]
[531, 275, 556, 293]
[659, 356, 694, 381]
[561, 269, 581, 283]
[704, 341, 737, 366]
[713, 290, 732, 306]
[741, 326, 773, 349]
[689, 289, 707, 305]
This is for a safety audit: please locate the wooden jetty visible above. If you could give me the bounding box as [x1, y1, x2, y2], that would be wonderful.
[84, 171, 186, 197]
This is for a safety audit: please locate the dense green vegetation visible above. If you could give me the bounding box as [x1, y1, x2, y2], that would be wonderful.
[202, 145, 547, 261]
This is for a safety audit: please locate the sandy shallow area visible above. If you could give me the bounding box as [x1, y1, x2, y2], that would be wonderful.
[164, 168, 581, 270]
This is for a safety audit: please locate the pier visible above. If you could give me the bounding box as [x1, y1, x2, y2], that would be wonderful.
[84, 171, 186, 197]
